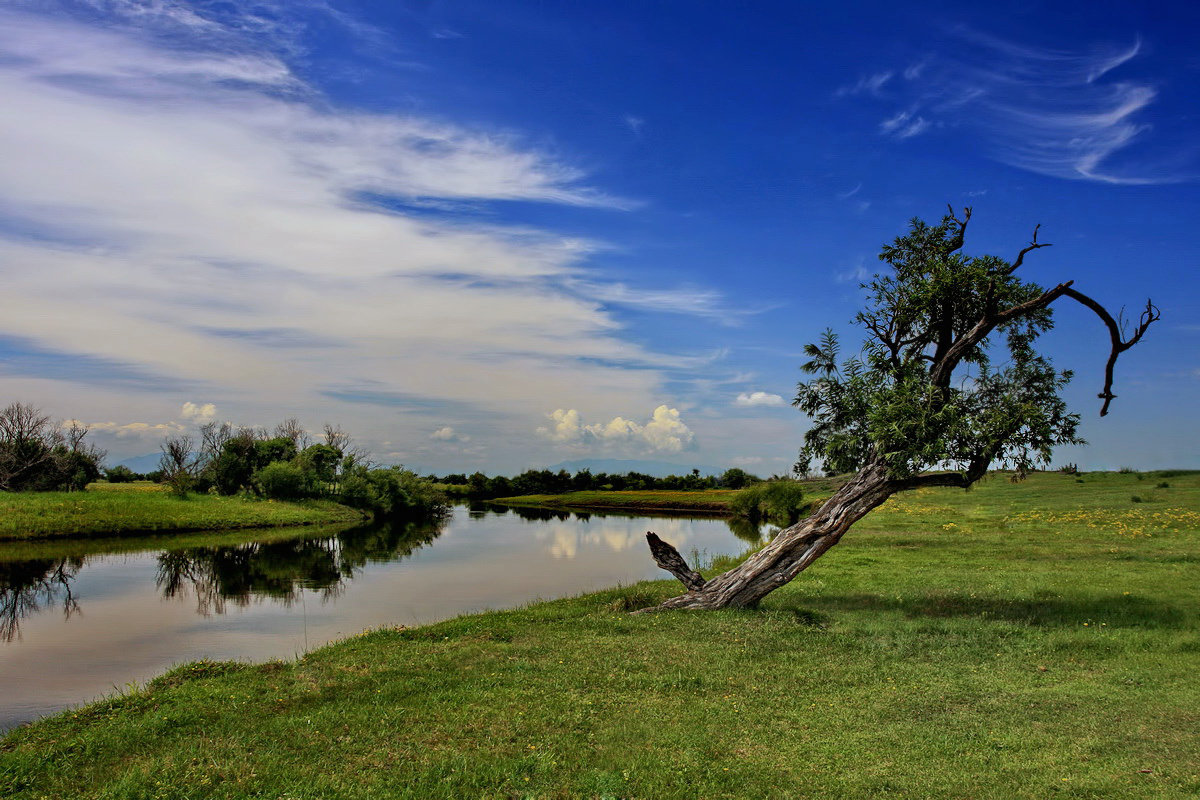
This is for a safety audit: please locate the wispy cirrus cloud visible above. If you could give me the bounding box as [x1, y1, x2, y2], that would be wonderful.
[843, 28, 1193, 185]
[835, 71, 893, 97]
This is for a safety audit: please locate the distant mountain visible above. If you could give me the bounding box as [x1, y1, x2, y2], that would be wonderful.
[116, 453, 163, 474]
[545, 458, 725, 478]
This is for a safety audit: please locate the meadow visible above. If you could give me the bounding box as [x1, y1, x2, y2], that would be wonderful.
[2, 470, 1198, 798]
[0, 481, 365, 540]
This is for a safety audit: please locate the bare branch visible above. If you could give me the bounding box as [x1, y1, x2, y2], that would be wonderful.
[930, 281, 1076, 388]
[645, 532, 706, 591]
[946, 205, 972, 252]
[1061, 289, 1160, 416]
[1006, 224, 1052, 274]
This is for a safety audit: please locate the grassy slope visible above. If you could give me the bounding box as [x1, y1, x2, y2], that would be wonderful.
[2, 471, 1199, 799]
[0, 481, 366, 540]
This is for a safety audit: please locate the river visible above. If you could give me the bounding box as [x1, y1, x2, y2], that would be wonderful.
[0, 504, 760, 731]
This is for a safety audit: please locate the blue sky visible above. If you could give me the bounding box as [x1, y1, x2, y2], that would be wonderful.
[0, 0, 1196, 473]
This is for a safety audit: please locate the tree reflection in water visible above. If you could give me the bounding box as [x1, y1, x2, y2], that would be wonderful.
[0, 558, 84, 642]
[502, 504, 766, 544]
[156, 521, 443, 615]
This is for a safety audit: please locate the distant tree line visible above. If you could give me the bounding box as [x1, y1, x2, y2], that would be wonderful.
[157, 418, 446, 518]
[0, 402, 105, 492]
[429, 466, 767, 498]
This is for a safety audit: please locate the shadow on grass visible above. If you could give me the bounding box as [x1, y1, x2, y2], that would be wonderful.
[773, 592, 1187, 629]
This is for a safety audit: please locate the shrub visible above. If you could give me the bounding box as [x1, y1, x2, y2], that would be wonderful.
[104, 465, 136, 483]
[255, 461, 308, 500]
[337, 466, 448, 519]
[730, 480, 807, 526]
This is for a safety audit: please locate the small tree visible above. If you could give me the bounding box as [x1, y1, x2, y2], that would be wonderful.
[159, 434, 201, 497]
[641, 208, 1158, 611]
[0, 404, 104, 492]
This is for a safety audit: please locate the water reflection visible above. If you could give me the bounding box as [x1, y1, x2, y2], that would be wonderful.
[2, 522, 442, 632]
[0, 508, 757, 730]
[498, 503, 766, 544]
[0, 558, 84, 642]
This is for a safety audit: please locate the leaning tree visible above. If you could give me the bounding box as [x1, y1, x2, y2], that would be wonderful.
[641, 207, 1158, 611]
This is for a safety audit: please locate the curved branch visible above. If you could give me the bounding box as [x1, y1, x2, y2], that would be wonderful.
[1006, 224, 1052, 274]
[645, 532, 706, 591]
[930, 281, 1076, 388]
[946, 205, 972, 253]
[1061, 288, 1160, 416]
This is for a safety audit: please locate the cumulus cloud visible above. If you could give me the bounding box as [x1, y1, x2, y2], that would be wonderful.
[734, 391, 785, 407]
[537, 405, 695, 453]
[430, 426, 469, 442]
[180, 402, 218, 423]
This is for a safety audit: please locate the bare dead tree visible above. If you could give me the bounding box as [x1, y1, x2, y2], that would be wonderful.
[159, 433, 201, 497]
[274, 417, 311, 450]
[640, 209, 1159, 612]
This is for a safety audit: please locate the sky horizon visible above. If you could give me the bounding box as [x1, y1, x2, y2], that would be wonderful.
[1, 0, 1197, 475]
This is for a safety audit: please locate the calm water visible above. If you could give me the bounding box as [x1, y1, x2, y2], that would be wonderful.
[0, 505, 759, 731]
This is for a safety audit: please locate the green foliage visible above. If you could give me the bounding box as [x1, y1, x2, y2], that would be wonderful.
[795, 212, 1081, 480]
[254, 461, 307, 500]
[0, 404, 105, 492]
[337, 466, 449, 519]
[730, 480, 807, 525]
[103, 465, 136, 483]
[450, 467, 727, 499]
[718, 467, 759, 489]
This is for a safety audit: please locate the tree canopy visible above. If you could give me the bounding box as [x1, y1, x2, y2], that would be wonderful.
[642, 207, 1158, 611]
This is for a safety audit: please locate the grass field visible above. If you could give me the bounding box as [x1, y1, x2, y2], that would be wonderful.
[2, 470, 1199, 798]
[0, 481, 366, 540]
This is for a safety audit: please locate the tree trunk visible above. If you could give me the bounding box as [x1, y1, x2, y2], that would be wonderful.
[639, 459, 896, 611]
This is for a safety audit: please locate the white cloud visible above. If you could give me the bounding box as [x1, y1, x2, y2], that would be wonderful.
[0, 5, 728, 468]
[835, 71, 893, 97]
[569, 280, 756, 325]
[537, 405, 695, 453]
[180, 402, 218, 423]
[880, 109, 930, 139]
[430, 426, 469, 442]
[734, 391, 785, 407]
[68, 419, 187, 440]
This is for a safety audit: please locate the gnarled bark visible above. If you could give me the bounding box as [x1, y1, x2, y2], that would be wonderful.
[638, 460, 895, 611]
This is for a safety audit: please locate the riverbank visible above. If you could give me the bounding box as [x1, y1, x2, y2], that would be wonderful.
[492, 488, 742, 514]
[3, 470, 1198, 798]
[0, 482, 367, 541]
[493, 470, 1198, 523]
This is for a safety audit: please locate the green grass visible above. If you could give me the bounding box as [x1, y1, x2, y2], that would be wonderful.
[2, 470, 1199, 798]
[0, 482, 367, 541]
[494, 488, 742, 513]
